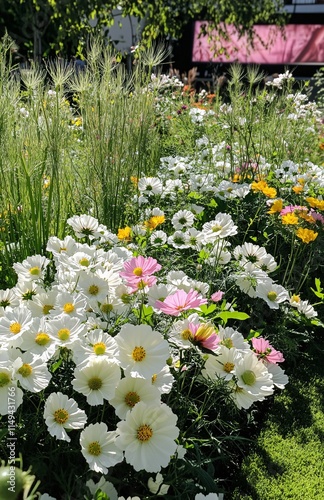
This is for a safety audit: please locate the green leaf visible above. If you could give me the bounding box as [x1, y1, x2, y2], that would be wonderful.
[216, 311, 250, 322]
[50, 358, 62, 373]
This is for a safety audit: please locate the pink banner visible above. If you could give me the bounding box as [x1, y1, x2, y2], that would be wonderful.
[192, 23, 324, 64]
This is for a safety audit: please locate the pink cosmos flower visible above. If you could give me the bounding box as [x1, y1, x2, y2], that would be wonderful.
[309, 210, 324, 225]
[210, 290, 224, 302]
[193, 324, 220, 351]
[155, 289, 207, 317]
[120, 256, 161, 285]
[251, 337, 284, 364]
[280, 205, 307, 216]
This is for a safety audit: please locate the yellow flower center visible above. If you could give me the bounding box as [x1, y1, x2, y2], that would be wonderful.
[10, 322, 21, 334]
[93, 342, 106, 355]
[0, 372, 10, 387]
[18, 363, 33, 377]
[151, 374, 157, 383]
[137, 424, 153, 442]
[35, 332, 50, 346]
[88, 285, 99, 296]
[223, 362, 235, 373]
[181, 328, 193, 341]
[241, 370, 257, 386]
[267, 291, 277, 302]
[221, 338, 234, 348]
[132, 346, 146, 362]
[29, 266, 41, 276]
[53, 408, 69, 424]
[212, 225, 222, 232]
[88, 441, 101, 456]
[133, 267, 143, 277]
[43, 304, 54, 315]
[63, 303, 75, 313]
[79, 257, 90, 267]
[100, 303, 113, 314]
[124, 391, 140, 407]
[58, 328, 70, 341]
[88, 376, 102, 390]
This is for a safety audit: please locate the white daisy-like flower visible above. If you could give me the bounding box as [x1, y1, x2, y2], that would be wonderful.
[138, 177, 163, 195]
[201, 347, 242, 382]
[291, 298, 318, 318]
[146, 283, 177, 311]
[202, 213, 238, 241]
[43, 391, 87, 442]
[234, 351, 274, 400]
[47, 315, 87, 349]
[110, 376, 161, 419]
[86, 476, 118, 500]
[95, 293, 129, 317]
[67, 214, 100, 240]
[19, 317, 56, 361]
[46, 235, 78, 256]
[147, 473, 170, 495]
[72, 357, 121, 405]
[0, 288, 20, 310]
[151, 365, 175, 394]
[233, 243, 267, 265]
[255, 282, 289, 309]
[12, 351, 52, 392]
[76, 270, 110, 303]
[233, 263, 271, 298]
[13, 254, 50, 282]
[167, 231, 190, 249]
[0, 363, 23, 415]
[27, 289, 59, 317]
[115, 323, 170, 378]
[161, 179, 184, 199]
[150, 230, 168, 246]
[80, 422, 123, 473]
[195, 493, 221, 499]
[72, 329, 119, 366]
[166, 270, 191, 291]
[0, 305, 34, 348]
[115, 401, 179, 472]
[171, 209, 195, 230]
[48, 291, 87, 320]
[12, 280, 40, 302]
[266, 362, 289, 389]
[217, 325, 250, 351]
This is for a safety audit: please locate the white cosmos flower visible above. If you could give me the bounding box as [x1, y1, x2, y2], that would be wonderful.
[150, 230, 167, 246]
[171, 209, 195, 230]
[27, 289, 59, 317]
[48, 291, 87, 320]
[255, 282, 289, 309]
[43, 392, 87, 442]
[76, 270, 110, 303]
[13, 254, 50, 282]
[12, 280, 40, 302]
[167, 231, 190, 249]
[115, 402, 179, 472]
[166, 270, 191, 291]
[115, 323, 170, 378]
[151, 365, 175, 394]
[46, 235, 78, 256]
[0, 363, 23, 415]
[217, 325, 250, 351]
[67, 214, 100, 240]
[202, 213, 238, 241]
[110, 376, 161, 419]
[80, 422, 123, 473]
[233, 243, 267, 265]
[0, 288, 20, 310]
[147, 283, 177, 311]
[72, 357, 121, 405]
[72, 329, 119, 366]
[291, 298, 318, 318]
[86, 476, 118, 500]
[12, 352, 51, 392]
[233, 263, 271, 298]
[47, 316, 86, 349]
[19, 317, 56, 361]
[138, 177, 163, 195]
[266, 362, 289, 389]
[147, 473, 170, 495]
[233, 351, 274, 406]
[201, 347, 242, 382]
[0, 305, 34, 348]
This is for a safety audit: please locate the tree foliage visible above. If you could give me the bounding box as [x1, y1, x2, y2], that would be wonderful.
[0, 0, 288, 60]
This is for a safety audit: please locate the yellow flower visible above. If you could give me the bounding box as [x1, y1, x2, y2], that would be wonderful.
[292, 185, 303, 194]
[290, 294, 301, 304]
[118, 226, 132, 241]
[305, 197, 324, 211]
[268, 199, 283, 214]
[251, 180, 268, 192]
[298, 212, 316, 224]
[295, 228, 318, 243]
[130, 176, 138, 186]
[281, 213, 299, 225]
[144, 215, 165, 230]
[262, 186, 277, 198]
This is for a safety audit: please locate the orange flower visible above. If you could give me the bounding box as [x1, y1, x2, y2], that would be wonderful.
[295, 228, 318, 243]
[305, 197, 324, 211]
[292, 185, 303, 194]
[251, 180, 268, 192]
[262, 186, 277, 198]
[144, 215, 165, 230]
